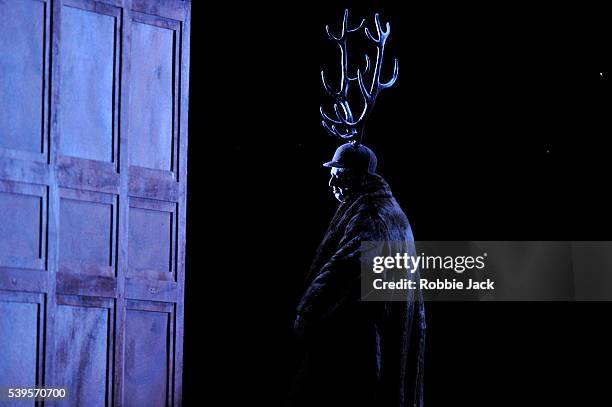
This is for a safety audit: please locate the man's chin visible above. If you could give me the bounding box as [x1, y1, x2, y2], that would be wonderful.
[333, 193, 344, 202]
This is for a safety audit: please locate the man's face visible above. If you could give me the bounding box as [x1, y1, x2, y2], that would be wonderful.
[329, 167, 352, 202]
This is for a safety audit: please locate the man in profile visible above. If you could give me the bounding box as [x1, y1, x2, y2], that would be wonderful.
[290, 142, 426, 407]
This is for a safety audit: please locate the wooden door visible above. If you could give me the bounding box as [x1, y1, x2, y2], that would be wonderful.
[0, 0, 191, 405]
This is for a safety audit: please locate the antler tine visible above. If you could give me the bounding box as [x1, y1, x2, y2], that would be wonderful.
[364, 26, 376, 42]
[363, 54, 371, 75]
[380, 58, 399, 89]
[325, 24, 341, 42]
[321, 121, 355, 139]
[338, 100, 355, 122]
[333, 102, 355, 125]
[347, 18, 366, 33]
[329, 68, 370, 127]
[322, 9, 357, 97]
[320, 105, 342, 124]
[363, 12, 398, 97]
[321, 120, 337, 136]
[326, 9, 364, 42]
[320, 70, 338, 96]
[321, 9, 363, 102]
[347, 54, 371, 81]
[322, 66, 370, 131]
[322, 121, 343, 138]
[321, 100, 357, 128]
[356, 68, 373, 103]
[365, 13, 391, 44]
[324, 10, 346, 42]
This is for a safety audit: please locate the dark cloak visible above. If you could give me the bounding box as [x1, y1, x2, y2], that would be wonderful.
[289, 174, 426, 407]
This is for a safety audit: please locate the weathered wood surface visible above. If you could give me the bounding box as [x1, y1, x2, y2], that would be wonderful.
[0, 0, 190, 405]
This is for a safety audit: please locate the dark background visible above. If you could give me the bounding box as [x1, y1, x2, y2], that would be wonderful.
[186, 1, 611, 405]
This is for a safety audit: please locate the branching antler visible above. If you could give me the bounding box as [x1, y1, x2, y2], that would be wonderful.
[320, 10, 399, 144]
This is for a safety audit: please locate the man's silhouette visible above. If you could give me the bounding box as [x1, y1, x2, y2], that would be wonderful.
[290, 142, 425, 407]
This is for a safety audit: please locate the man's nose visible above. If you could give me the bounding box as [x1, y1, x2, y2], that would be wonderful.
[329, 176, 336, 188]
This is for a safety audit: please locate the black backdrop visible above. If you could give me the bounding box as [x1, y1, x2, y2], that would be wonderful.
[186, 1, 611, 405]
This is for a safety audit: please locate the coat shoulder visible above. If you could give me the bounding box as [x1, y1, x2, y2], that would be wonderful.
[348, 194, 411, 241]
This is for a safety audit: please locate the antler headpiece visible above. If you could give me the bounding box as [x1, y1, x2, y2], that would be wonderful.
[320, 9, 399, 145]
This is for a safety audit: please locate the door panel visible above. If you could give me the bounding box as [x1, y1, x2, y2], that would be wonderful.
[0, 181, 47, 270]
[125, 300, 174, 407]
[0, 290, 45, 402]
[129, 17, 177, 172]
[0, 0, 46, 155]
[59, 3, 118, 162]
[59, 188, 117, 276]
[55, 295, 114, 407]
[128, 197, 176, 281]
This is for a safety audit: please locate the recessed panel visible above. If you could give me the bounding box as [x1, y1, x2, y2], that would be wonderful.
[0, 0, 45, 153]
[129, 21, 174, 170]
[125, 309, 169, 406]
[0, 191, 42, 264]
[0, 300, 39, 389]
[129, 207, 172, 274]
[60, 198, 113, 267]
[60, 6, 115, 162]
[56, 304, 109, 407]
